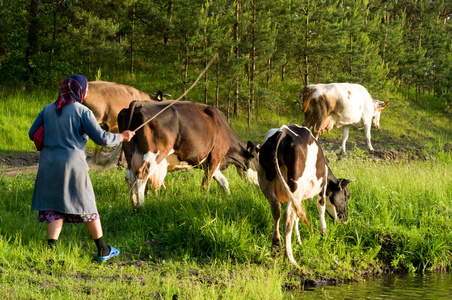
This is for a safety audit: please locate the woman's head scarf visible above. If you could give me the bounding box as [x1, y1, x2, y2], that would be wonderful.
[55, 75, 88, 116]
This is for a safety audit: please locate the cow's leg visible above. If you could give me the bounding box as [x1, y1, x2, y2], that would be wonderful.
[125, 168, 139, 209]
[147, 159, 168, 195]
[316, 194, 328, 235]
[260, 191, 283, 254]
[294, 216, 302, 246]
[258, 167, 282, 252]
[364, 123, 374, 151]
[117, 149, 125, 168]
[341, 126, 350, 152]
[283, 204, 299, 266]
[290, 199, 313, 235]
[212, 167, 231, 194]
[202, 159, 223, 191]
[269, 196, 282, 251]
[312, 123, 321, 139]
[134, 151, 162, 208]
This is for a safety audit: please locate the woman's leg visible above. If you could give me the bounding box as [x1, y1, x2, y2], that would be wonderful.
[85, 219, 110, 257]
[47, 218, 63, 248]
[85, 218, 103, 239]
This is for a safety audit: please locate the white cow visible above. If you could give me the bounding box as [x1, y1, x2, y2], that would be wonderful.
[299, 83, 387, 152]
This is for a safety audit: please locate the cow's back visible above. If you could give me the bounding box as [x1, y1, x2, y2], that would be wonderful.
[119, 100, 230, 165]
[302, 83, 375, 135]
[259, 125, 327, 196]
[84, 81, 152, 132]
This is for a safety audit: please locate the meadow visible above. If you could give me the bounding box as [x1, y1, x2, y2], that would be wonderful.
[0, 86, 451, 299]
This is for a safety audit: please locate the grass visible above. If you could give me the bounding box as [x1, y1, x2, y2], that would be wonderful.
[0, 84, 451, 298]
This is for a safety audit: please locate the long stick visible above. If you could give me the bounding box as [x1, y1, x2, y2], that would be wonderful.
[93, 53, 219, 166]
[132, 52, 219, 133]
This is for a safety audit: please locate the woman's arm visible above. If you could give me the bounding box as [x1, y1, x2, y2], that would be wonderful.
[28, 110, 44, 141]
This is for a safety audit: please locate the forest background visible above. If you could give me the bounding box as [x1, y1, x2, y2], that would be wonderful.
[1, 0, 451, 125]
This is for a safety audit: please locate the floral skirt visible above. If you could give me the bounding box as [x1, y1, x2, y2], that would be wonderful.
[38, 210, 99, 223]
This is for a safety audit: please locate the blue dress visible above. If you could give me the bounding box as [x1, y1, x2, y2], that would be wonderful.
[28, 102, 120, 215]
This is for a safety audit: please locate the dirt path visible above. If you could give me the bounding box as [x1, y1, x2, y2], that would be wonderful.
[0, 149, 117, 176]
[1, 142, 451, 177]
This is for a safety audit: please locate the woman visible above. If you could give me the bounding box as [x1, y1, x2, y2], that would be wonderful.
[28, 75, 135, 261]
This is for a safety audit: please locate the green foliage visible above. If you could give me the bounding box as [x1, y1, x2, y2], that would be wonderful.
[1, 0, 451, 124]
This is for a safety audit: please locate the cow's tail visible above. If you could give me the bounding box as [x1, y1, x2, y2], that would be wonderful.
[273, 127, 313, 235]
[126, 101, 141, 130]
[93, 101, 141, 167]
[92, 142, 123, 166]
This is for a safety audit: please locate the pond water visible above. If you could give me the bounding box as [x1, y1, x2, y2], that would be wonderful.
[292, 272, 452, 299]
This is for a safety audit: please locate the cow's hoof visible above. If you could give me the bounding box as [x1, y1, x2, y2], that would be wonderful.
[133, 203, 145, 212]
[287, 258, 300, 268]
[271, 245, 282, 256]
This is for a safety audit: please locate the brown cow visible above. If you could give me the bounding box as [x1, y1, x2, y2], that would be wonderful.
[84, 81, 168, 133]
[118, 100, 260, 209]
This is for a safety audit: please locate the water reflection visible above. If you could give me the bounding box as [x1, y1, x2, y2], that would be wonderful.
[292, 272, 452, 299]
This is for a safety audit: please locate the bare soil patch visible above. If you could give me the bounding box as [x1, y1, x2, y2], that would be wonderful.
[0, 149, 117, 176]
[1, 143, 451, 177]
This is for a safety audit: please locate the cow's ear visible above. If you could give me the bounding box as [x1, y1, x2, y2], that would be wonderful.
[382, 101, 388, 108]
[339, 178, 355, 190]
[247, 141, 260, 157]
[156, 90, 163, 101]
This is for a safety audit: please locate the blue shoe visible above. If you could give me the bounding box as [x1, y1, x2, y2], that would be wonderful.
[97, 246, 120, 261]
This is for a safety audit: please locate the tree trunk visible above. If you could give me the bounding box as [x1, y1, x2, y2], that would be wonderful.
[48, 3, 59, 67]
[281, 62, 289, 81]
[349, 34, 353, 76]
[183, 35, 189, 100]
[382, 5, 387, 65]
[25, 0, 42, 83]
[267, 58, 271, 85]
[234, 0, 240, 116]
[281, 61, 289, 81]
[227, 87, 231, 122]
[303, 0, 310, 86]
[204, 25, 208, 104]
[249, 0, 256, 127]
[130, 4, 135, 75]
[164, 1, 174, 44]
[216, 58, 220, 108]
[248, 58, 251, 129]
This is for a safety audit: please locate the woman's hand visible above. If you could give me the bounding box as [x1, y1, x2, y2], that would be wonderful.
[119, 130, 135, 142]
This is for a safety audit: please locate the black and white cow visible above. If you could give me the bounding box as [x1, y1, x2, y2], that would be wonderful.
[257, 124, 354, 265]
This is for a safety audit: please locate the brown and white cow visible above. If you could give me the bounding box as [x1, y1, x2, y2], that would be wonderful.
[257, 124, 353, 266]
[118, 100, 259, 209]
[84, 81, 169, 133]
[299, 83, 387, 152]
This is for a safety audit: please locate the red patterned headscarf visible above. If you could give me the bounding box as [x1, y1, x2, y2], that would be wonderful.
[55, 75, 88, 116]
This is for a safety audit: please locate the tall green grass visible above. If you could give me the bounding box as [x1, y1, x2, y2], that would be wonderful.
[0, 89, 57, 153]
[0, 86, 451, 297]
[1, 153, 452, 297]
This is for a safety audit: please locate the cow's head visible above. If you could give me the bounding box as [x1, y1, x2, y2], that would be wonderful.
[245, 141, 260, 167]
[371, 100, 387, 129]
[149, 90, 171, 101]
[238, 141, 260, 186]
[326, 178, 354, 223]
